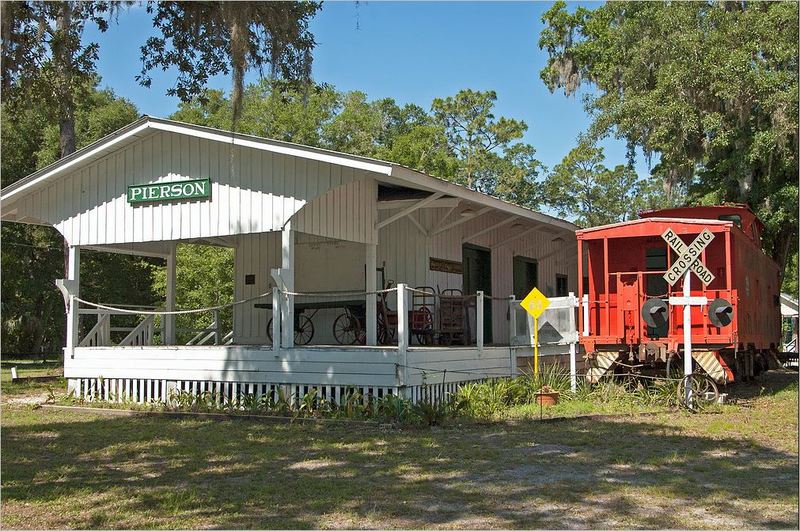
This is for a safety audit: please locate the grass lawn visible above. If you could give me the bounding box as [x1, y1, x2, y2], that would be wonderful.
[1, 371, 797, 529]
[0, 358, 63, 384]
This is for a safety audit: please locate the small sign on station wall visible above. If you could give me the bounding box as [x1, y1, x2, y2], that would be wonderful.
[429, 257, 463, 274]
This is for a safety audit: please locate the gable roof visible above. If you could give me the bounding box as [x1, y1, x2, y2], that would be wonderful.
[1, 115, 576, 232]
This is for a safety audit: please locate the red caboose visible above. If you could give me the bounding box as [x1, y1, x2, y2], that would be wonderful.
[577, 204, 781, 384]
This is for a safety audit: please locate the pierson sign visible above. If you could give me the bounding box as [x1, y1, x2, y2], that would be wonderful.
[127, 178, 211, 204]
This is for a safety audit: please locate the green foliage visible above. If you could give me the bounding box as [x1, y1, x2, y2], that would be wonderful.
[34, 87, 139, 167]
[375, 394, 415, 425]
[544, 137, 674, 227]
[1, 1, 123, 156]
[431, 89, 542, 206]
[139, 1, 321, 128]
[782, 253, 798, 296]
[1, 85, 145, 355]
[151, 244, 234, 344]
[539, 0, 798, 275]
[172, 83, 541, 207]
[453, 366, 680, 420]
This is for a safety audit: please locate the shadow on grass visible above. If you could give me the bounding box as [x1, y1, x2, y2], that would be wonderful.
[726, 369, 799, 400]
[1, 403, 797, 529]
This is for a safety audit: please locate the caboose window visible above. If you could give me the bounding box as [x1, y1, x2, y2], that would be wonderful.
[645, 247, 667, 270]
[718, 214, 742, 228]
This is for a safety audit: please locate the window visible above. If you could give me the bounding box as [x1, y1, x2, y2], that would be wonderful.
[556, 274, 568, 297]
[718, 214, 742, 229]
[645, 247, 667, 270]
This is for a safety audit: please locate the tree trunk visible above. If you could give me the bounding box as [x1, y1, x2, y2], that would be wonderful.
[773, 224, 796, 287]
[54, 2, 76, 158]
[54, 2, 77, 291]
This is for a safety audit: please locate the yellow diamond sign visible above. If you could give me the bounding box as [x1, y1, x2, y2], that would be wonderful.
[520, 287, 550, 319]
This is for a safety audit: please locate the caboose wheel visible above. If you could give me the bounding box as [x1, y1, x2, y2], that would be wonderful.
[677, 373, 719, 411]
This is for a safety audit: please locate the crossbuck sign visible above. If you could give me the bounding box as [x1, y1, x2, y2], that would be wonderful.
[662, 228, 715, 286]
[661, 226, 715, 408]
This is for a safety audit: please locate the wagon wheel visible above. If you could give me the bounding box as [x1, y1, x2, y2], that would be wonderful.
[377, 312, 397, 345]
[333, 313, 361, 345]
[294, 315, 314, 345]
[414, 306, 434, 345]
[677, 373, 719, 411]
[267, 318, 273, 343]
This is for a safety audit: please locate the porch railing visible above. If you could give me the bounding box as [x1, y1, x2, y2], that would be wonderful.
[78, 304, 163, 347]
[77, 304, 232, 347]
[183, 310, 234, 345]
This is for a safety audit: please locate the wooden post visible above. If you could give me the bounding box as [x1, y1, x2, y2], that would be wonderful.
[508, 296, 517, 346]
[603, 237, 610, 335]
[366, 243, 377, 345]
[476, 291, 484, 351]
[568, 291, 577, 392]
[281, 223, 295, 348]
[65, 246, 80, 359]
[534, 314, 540, 376]
[397, 283, 409, 394]
[683, 270, 693, 406]
[272, 287, 280, 351]
[165, 243, 177, 345]
[213, 309, 220, 345]
[577, 239, 583, 337]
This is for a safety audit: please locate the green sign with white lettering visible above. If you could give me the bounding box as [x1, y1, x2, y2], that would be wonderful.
[127, 178, 211, 204]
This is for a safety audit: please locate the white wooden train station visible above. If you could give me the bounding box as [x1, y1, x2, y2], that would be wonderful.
[1, 116, 579, 404]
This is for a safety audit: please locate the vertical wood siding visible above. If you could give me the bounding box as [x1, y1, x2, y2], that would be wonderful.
[233, 232, 282, 344]
[21, 131, 371, 246]
[291, 178, 377, 244]
[377, 207, 578, 342]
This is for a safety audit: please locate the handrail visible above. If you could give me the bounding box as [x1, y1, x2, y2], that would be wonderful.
[79, 313, 110, 347]
[119, 315, 155, 346]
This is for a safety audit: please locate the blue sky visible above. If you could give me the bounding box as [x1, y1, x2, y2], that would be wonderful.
[85, 1, 650, 176]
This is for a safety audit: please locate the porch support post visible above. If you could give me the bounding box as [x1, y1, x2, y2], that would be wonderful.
[66, 246, 80, 358]
[397, 283, 409, 395]
[508, 296, 517, 346]
[366, 243, 377, 345]
[569, 291, 577, 392]
[476, 290, 484, 351]
[272, 287, 281, 351]
[281, 223, 295, 348]
[165, 243, 177, 345]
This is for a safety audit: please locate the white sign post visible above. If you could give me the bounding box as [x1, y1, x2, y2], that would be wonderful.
[661, 228, 715, 407]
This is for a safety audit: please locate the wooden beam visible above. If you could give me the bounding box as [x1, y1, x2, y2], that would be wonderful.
[430, 202, 460, 233]
[462, 215, 519, 243]
[431, 206, 493, 236]
[82, 244, 172, 259]
[377, 197, 459, 210]
[376, 192, 444, 230]
[407, 212, 428, 236]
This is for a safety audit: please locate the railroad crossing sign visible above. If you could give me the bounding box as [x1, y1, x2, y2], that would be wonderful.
[520, 287, 550, 376]
[661, 226, 716, 409]
[661, 228, 716, 286]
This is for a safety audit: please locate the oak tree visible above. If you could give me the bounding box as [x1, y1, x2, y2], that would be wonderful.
[539, 0, 798, 281]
